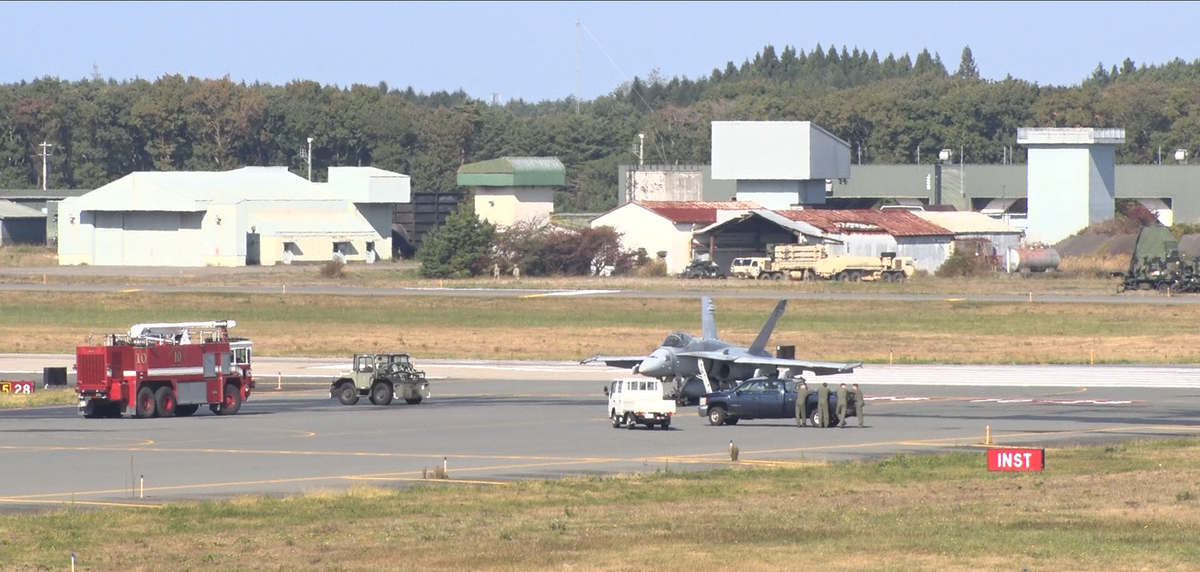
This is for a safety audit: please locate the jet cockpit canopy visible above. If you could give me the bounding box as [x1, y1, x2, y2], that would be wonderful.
[661, 332, 693, 348]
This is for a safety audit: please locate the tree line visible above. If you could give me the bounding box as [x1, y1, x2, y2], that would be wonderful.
[2, 44, 1199, 213]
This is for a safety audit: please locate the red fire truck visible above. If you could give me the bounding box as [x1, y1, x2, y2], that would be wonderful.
[76, 320, 254, 418]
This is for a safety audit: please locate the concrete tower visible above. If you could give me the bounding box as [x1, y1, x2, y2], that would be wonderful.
[1017, 127, 1125, 244]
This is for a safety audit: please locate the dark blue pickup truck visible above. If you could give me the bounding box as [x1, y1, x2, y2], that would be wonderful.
[698, 377, 857, 427]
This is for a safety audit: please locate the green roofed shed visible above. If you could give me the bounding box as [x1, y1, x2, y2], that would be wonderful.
[457, 157, 565, 187]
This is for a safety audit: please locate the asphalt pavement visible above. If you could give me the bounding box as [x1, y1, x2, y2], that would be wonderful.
[3, 360, 1199, 512]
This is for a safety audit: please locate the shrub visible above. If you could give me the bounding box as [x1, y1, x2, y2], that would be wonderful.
[320, 259, 347, 279]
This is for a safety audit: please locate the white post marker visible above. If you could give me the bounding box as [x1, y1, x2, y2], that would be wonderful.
[140, 475, 144, 499]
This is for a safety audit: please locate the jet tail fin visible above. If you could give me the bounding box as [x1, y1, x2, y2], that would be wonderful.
[747, 299, 787, 355]
[701, 296, 718, 340]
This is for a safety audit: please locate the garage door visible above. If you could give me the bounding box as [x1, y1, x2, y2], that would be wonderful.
[121, 212, 204, 266]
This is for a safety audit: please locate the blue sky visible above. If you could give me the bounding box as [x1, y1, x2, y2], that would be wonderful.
[1, 1, 1195, 102]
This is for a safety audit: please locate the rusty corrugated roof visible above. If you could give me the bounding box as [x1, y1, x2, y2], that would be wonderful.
[775, 209, 952, 237]
[638, 201, 761, 224]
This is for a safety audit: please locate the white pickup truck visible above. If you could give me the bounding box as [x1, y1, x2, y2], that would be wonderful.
[604, 378, 677, 430]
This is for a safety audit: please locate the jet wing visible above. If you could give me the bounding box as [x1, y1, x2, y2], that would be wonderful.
[678, 351, 861, 376]
[580, 354, 648, 369]
[733, 355, 862, 376]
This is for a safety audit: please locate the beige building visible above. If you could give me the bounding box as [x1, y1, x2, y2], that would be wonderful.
[590, 201, 759, 274]
[457, 157, 564, 227]
[57, 166, 409, 267]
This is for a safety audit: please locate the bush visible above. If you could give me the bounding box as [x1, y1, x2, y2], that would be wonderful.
[635, 259, 668, 277]
[320, 259, 347, 279]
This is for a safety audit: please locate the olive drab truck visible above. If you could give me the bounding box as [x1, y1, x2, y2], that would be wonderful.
[76, 320, 254, 418]
[331, 353, 430, 406]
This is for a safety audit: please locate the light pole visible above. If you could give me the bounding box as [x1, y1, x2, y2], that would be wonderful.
[38, 141, 53, 191]
[306, 137, 314, 181]
[638, 133, 644, 167]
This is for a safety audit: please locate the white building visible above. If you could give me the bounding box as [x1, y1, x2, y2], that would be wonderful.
[590, 201, 759, 274]
[711, 121, 851, 209]
[58, 166, 409, 267]
[1018, 127, 1125, 244]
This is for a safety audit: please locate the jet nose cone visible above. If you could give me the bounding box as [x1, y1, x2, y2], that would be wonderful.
[639, 350, 672, 377]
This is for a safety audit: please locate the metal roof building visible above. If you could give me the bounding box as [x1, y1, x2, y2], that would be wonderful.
[590, 201, 759, 274]
[58, 166, 406, 267]
[0, 199, 46, 245]
[458, 157, 564, 227]
[712, 121, 851, 209]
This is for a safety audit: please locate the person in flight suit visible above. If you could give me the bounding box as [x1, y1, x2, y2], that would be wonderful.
[817, 382, 831, 428]
[795, 380, 810, 427]
[836, 382, 849, 427]
[852, 382, 865, 427]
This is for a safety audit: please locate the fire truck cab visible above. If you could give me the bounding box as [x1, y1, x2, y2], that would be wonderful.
[76, 320, 254, 419]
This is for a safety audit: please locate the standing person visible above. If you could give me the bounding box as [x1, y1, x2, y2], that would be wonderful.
[836, 383, 849, 428]
[795, 380, 810, 427]
[816, 382, 831, 428]
[852, 383, 865, 427]
[512, 264, 521, 281]
[493, 263, 501, 280]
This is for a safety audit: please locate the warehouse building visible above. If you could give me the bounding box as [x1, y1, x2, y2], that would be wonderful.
[590, 200, 759, 274]
[58, 166, 408, 267]
[0, 200, 46, 245]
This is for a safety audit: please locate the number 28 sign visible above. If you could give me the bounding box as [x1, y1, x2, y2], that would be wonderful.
[0, 381, 34, 394]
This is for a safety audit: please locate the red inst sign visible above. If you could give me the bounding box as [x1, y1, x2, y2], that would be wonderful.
[0, 381, 35, 394]
[987, 448, 1045, 472]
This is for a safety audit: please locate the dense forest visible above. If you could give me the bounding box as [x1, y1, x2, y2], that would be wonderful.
[3, 45, 1200, 212]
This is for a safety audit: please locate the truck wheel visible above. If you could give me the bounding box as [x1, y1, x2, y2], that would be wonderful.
[771, 272, 784, 281]
[725, 417, 739, 425]
[175, 404, 200, 417]
[611, 411, 622, 428]
[216, 383, 242, 416]
[369, 381, 393, 406]
[82, 399, 100, 419]
[707, 407, 727, 426]
[135, 387, 157, 418]
[625, 412, 637, 429]
[404, 396, 423, 405]
[894, 273, 907, 283]
[661, 419, 671, 430]
[337, 383, 359, 405]
[154, 386, 176, 417]
[849, 271, 862, 282]
[810, 409, 824, 428]
[835, 272, 848, 282]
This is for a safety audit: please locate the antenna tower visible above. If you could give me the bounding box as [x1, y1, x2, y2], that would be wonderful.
[574, 19, 581, 114]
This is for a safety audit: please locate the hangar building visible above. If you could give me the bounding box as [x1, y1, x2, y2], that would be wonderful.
[590, 201, 758, 274]
[57, 166, 408, 267]
[711, 121, 851, 209]
[458, 157, 564, 228]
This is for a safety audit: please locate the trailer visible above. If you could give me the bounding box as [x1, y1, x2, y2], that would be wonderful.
[76, 320, 254, 418]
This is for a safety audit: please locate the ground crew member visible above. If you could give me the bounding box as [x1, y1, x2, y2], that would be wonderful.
[512, 265, 521, 280]
[852, 382, 865, 427]
[493, 263, 501, 280]
[816, 382, 830, 428]
[836, 382, 849, 427]
[795, 381, 810, 427]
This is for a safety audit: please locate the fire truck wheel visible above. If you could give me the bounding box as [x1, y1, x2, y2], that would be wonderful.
[216, 383, 242, 416]
[369, 381, 393, 406]
[135, 387, 157, 418]
[154, 386, 176, 417]
[404, 396, 423, 405]
[175, 404, 200, 417]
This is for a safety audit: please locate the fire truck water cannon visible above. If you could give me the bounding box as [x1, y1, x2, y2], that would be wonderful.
[76, 320, 254, 419]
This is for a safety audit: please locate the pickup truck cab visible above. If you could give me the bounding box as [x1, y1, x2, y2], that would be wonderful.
[605, 378, 676, 430]
[699, 377, 857, 427]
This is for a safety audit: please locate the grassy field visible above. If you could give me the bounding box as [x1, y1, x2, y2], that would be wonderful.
[0, 387, 76, 409]
[0, 291, 1197, 364]
[3, 437, 1200, 571]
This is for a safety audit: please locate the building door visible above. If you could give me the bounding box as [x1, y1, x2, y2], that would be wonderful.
[245, 232, 261, 265]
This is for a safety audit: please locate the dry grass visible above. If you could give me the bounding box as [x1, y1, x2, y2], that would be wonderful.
[0, 245, 56, 266]
[4, 438, 1200, 571]
[1, 292, 1199, 364]
[0, 387, 76, 409]
[1058, 254, 1128, 278]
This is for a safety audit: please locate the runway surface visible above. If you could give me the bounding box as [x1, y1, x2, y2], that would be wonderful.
[0, 281, 1192, 305]
[3, 359, 1199, 512]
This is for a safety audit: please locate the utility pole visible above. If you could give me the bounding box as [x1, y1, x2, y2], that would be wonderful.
[638, 133, 644, 167]
[38, 141, 53, 191]
[305, 137, 314, 182]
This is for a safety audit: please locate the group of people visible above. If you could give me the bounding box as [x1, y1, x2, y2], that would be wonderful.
[794, 381, 865, 428]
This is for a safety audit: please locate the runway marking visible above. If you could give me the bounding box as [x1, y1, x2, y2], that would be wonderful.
[0, 498, 163, 508]
[520, 290, 621, 299]
[969, 398, 1136, 405]
[865, 396, 930, 402]
[118, 289, 143, 293]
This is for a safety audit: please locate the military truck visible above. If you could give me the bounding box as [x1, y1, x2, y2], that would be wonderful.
[679, 260, 726, 279]
[1118, 225, 1191, 293]
[732, 245, 916, 282]
[330, 353, 430, 406]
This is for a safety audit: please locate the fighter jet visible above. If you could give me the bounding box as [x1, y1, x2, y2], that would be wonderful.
[582, 297, 861, 403]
